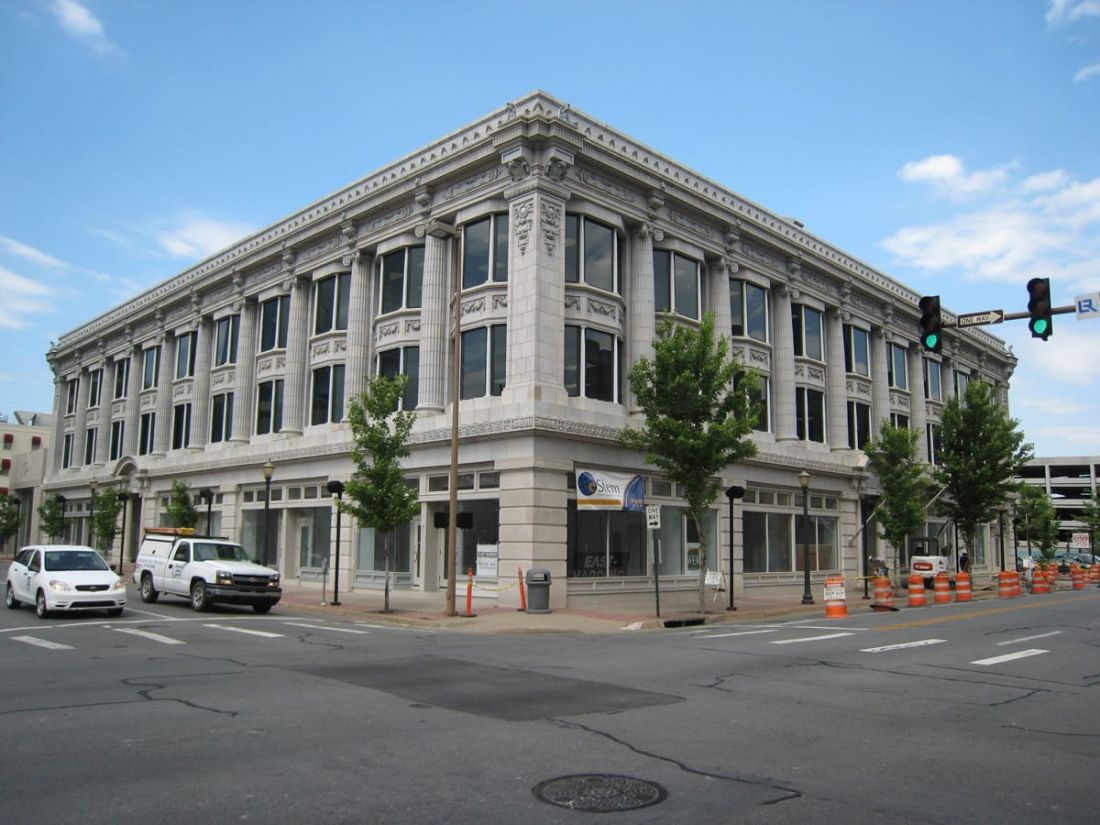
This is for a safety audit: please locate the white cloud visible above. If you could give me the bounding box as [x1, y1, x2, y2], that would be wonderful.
[0, 266, 55, 329]
[155, 215, 255, 260]
[48, 0, 122, 57]
[897, 155, 1011, 199]
[0, 236, 68, 268]
[1074, 62, 1100, 82]
[1047, 0, 1100, 25]
[1021, 170, 1068, 192]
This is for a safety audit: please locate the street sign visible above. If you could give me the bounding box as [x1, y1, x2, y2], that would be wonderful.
[646, 504, 661, 530]
[1075, 292, 1100, 321]
[956, 309, 1005, 328]
[1072, 532, 1090, 549]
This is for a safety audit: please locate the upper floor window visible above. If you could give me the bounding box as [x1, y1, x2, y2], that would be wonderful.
[888, 343, 908, 390]
[653, 251, 700, 319]
[214, 315, 240, 367]
[792, 306, 824, 360]
[142, 346, 160, 390]
[737, 372, 771, 432]
[378, 347, 420, 410]
[315, 272, 352, 334]
[256, 380, 284, 435]
[730, 280, 768, 342]
[796, 387, 826, 443]
[260, 295, 290, 352]
[172, 403, 191, 450]
[463, 214, 508, 289]
[310, 364, 346, 425]
[378, 247, 424, 315]
[565, 325, 621, 403]
[210, 392, 234, 443]
[83, 428, 96, 465]
[848, 401, 872, 450]
[924, 359, 943, 402]
[843, 325, 870, 376]
[927, 423, 943, 465]
[954, 370, 970, 399]
[87, 369, 102, 409]
[65, 377, 80, 415]
[175, 331, 197, 380]
[109, 420, 125, 461]
[890, 412, 910, 430]
[460, 327, 506, 400]
[112, 357, 129, 400]
[62, 433, 73, 469]
[565, 215, 619, 293]
[138, 412, 155, 456]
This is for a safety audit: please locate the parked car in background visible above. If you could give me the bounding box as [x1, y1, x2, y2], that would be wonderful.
[5, 545, 127, 618]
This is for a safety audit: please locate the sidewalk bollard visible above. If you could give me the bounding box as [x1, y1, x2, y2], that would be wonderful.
[907, 574, 926, 607]
[518, 566, 527, 612]
[954, 571, 972, 602]
[824, 575, 847, 618]
[465, 567, 475, 617]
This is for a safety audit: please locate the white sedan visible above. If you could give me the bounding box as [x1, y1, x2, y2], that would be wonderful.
[5, 545, 127, 618]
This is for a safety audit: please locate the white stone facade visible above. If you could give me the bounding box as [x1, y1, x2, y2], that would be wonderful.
[42, 92, 1016, 609]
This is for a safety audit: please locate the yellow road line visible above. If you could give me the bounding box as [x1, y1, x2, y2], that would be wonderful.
[874, 593, 1100, 631]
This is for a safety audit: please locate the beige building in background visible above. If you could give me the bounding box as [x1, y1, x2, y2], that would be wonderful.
[2, 412, 52, 553]
[41, 92, 1016, 610]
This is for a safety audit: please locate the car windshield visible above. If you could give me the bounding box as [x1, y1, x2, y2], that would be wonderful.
[192, 543, 251, 563]
[43, 550, 110, 572]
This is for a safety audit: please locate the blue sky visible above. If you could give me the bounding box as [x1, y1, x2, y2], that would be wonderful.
[2, 0, 1098, 457]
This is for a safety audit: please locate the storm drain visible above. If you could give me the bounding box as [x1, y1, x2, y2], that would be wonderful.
[532, 774, 668, 813]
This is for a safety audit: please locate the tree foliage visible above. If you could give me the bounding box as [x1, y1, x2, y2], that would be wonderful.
[165, 479, 198, 529]
[1015, 484, 1059, 559]
[91, 489, 124, 555]
[934, 380, 1032, 552]
[622, 313, 759, 612]
[1078, 493, 1100, 555]
[38, 493, 66, 541]
[865, 423, 932, 562]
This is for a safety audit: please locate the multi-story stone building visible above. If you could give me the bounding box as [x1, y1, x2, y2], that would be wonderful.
[42, 92, 1016, 610]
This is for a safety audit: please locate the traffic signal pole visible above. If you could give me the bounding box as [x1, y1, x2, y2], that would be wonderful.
[946, 304, 1078, 329]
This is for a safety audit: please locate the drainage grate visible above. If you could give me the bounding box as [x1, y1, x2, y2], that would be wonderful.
[532, 774, 668, 813]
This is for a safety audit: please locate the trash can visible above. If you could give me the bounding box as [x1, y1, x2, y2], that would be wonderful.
[526, 569, 552, 614]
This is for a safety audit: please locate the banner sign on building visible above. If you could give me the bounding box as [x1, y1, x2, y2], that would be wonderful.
[576, 469, 645, 511]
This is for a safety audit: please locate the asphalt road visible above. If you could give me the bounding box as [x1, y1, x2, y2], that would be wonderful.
[2, 587, 1099, 824]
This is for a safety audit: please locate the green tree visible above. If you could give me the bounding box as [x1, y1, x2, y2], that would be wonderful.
[91, 489, 124, 555]
[1015, 484, 1059, 559]
[0, 493, 20, 554]
[935, 380, 1032, 563]
[38, 493, 67, 541]
[622, 313, 759, 613]
[165, 479, 198, 529]
[339, 374, 420, 613]
[865, 423, 932, 578]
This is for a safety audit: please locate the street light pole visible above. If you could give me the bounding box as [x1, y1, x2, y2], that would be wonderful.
[198, 488, 214, 535]
[89, 478, 98, 549]
[724, 485, 745, 611]
[56, 495, 67, 542]
[262, 461, 275, 566]
[116, 490, 130, 576]
[799, 470, 814, 605]
[326, 480, 345, 606]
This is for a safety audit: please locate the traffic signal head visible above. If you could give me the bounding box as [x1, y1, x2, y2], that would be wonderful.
[1027, 277, 1052, 340]
[918, 295, 942, 353]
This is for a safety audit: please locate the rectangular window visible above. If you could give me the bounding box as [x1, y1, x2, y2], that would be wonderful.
[65, 378, 79, 415]
[110, 420, 125, 460]
[927, 423, 943, 465]
[793, 306, 824, 360]
[315, 272, 352, 334]
[214, 315, 240, 367]
[112, 358, 129, 400]
[924, 359, 943, 402]
[175, 331, 197, 380]
[311, 364, 347, 424]
[260, 295, 290, 352]
[567, 502, 648, 577]
[796, 514, 839, 572]
[379, 347, 419, 411]
[844, 325, 870, 376]
[564, 215, 618, 293]
[730, 279, 768, 342]
[83, 428, 96, 465]
[847, 401, 872, 450]
[460, 325, 506, 400]
[172, 403, 191, 450]
[256, 381, 284, 435]
[736, 372, 770, 432]
[890, 412, 910, 429]
[463, 215, 508, 289]
[87, 369, 102, 409]
[795, 387, 826, 443]
[378, 247, 424, 314]
[954, 369, 970, 399]
[138, 412, 155, 455]
[564, 325, 620, 403]
[744, 511, 792, 573]
[888, 343, 908, 390]
[142, 347, 160, 390]
[62, 433, 73, 468]
[653, 250, 701, 319]
[210, 392, 234, 443]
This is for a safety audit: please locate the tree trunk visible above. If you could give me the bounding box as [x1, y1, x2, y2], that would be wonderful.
[383, 540, 391, 613]
[694, 513, 707, 614]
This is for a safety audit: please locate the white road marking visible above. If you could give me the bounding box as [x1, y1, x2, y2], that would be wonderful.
[112, 627, 186, 645]
[996, 631, 1062, 646]
[203, 624, 284, 638]
[11, 635, 74, 650]
[283, 622, 370, 635]
[770, 633, 853, 645]
[860, 639, 947, 653]
[972, 649, 1049, 666]
[694, 629, 781, 639]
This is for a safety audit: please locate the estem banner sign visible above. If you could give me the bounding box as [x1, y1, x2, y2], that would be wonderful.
[576, 469, 645, 511]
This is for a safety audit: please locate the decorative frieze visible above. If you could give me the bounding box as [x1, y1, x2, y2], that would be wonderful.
[667, 209, 712, 239]
[443, 167, 504, 201]
[576, 168, 634, 203]
[514, 199, 534, 254]
[541, 201, 562, 255]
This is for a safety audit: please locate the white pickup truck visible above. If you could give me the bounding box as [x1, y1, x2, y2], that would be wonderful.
[132, 528, 281, 613]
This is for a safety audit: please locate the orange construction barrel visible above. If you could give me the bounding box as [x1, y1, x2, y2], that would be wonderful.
[907, 574, 926, 607]
[824, 575, 848, 618]
[1032, 569, 1051, 594]
[1072, 566, 1086, 590]
[997, 570, 1016, 599]
[933, 572, 952, 604]
[872, 577, 895, 611]
[954, 571, 972, 602]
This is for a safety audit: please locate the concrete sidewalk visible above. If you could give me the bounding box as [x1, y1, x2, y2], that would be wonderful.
[275, 578, 1007, 634]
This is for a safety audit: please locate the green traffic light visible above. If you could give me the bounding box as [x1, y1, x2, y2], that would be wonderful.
[923, 333, 939, 349]
[1031, 318, 1049, 336]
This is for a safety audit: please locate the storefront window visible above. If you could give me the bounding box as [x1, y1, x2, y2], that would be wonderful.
[567, 502, 647, 577]
[299, 507, 331, 570]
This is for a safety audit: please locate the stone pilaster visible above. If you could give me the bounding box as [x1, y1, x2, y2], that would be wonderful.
[826, 308, 848, 450]
[281, 275, 310, 434]
[626, 224, 657, 414]
[417, 234, 450, 413]
[908, 344, 928, 462]
[231, 300, 257, 442]
[124, 346, 142, 456]
[73, 367, 90, 467]
[871, 328, 891, 435]
[189, 317, 212, 449]
[152, 331, 174, 456]
[772, 284, 797, 442]
[344, 249, 374, 408]
[94, 362, 112, 465]
[50, 373, 65, 473]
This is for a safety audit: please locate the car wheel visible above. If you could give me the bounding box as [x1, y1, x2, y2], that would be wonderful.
[190, 580, 211, 612]
[5, 583, 19, 610]
[140, 574, 159, 603]
[35, 590, 50, 619]
[107, 608, 124, 618]
[252, 603, 272, 615]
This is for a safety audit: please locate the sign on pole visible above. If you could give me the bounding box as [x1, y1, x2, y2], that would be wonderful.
[646, 504, 661, 530]
[1075, 293, 1100, 321]
[956, 309, 1005, 328]
[1071, 532, 1090, 549]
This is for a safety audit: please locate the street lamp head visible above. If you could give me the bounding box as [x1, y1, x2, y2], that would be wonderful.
[89, 478, 98, 493]
[116, 489, 131, 505]
[262, 461, 275, 482]
[725, 485, 745, 501]
[198, 487, 214, 503]
[326, 480, 346, 497]
[798, 470, 810, 490]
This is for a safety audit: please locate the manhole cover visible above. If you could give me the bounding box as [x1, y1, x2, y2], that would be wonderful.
[532, 774, 668, 813]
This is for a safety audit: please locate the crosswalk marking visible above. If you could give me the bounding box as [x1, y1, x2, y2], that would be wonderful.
[112, 627, 186, 645]
[283, 622, 370, 635]
[996, 631, 1062, 646]
[770, 632, 853, 645]
[11, 635, 74, 650]
[860, 639, 947, 653]
[972, 649, 1049, 666]
[203, 624, 284, 638]
[695, 629, 781, 639]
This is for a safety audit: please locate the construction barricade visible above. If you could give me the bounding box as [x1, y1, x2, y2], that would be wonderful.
[954, 571, 972, 601]
[1090, 565, 1100, 585]
[907, 574, 926, 607]
[824, 575, 848, 618]
[1071, 565, 1086, 590]
[933, 572, 952, 604]
[1032, 568, 1051, 594]
[872, 577, 896, 611]
[997, 570, 1017, 599]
